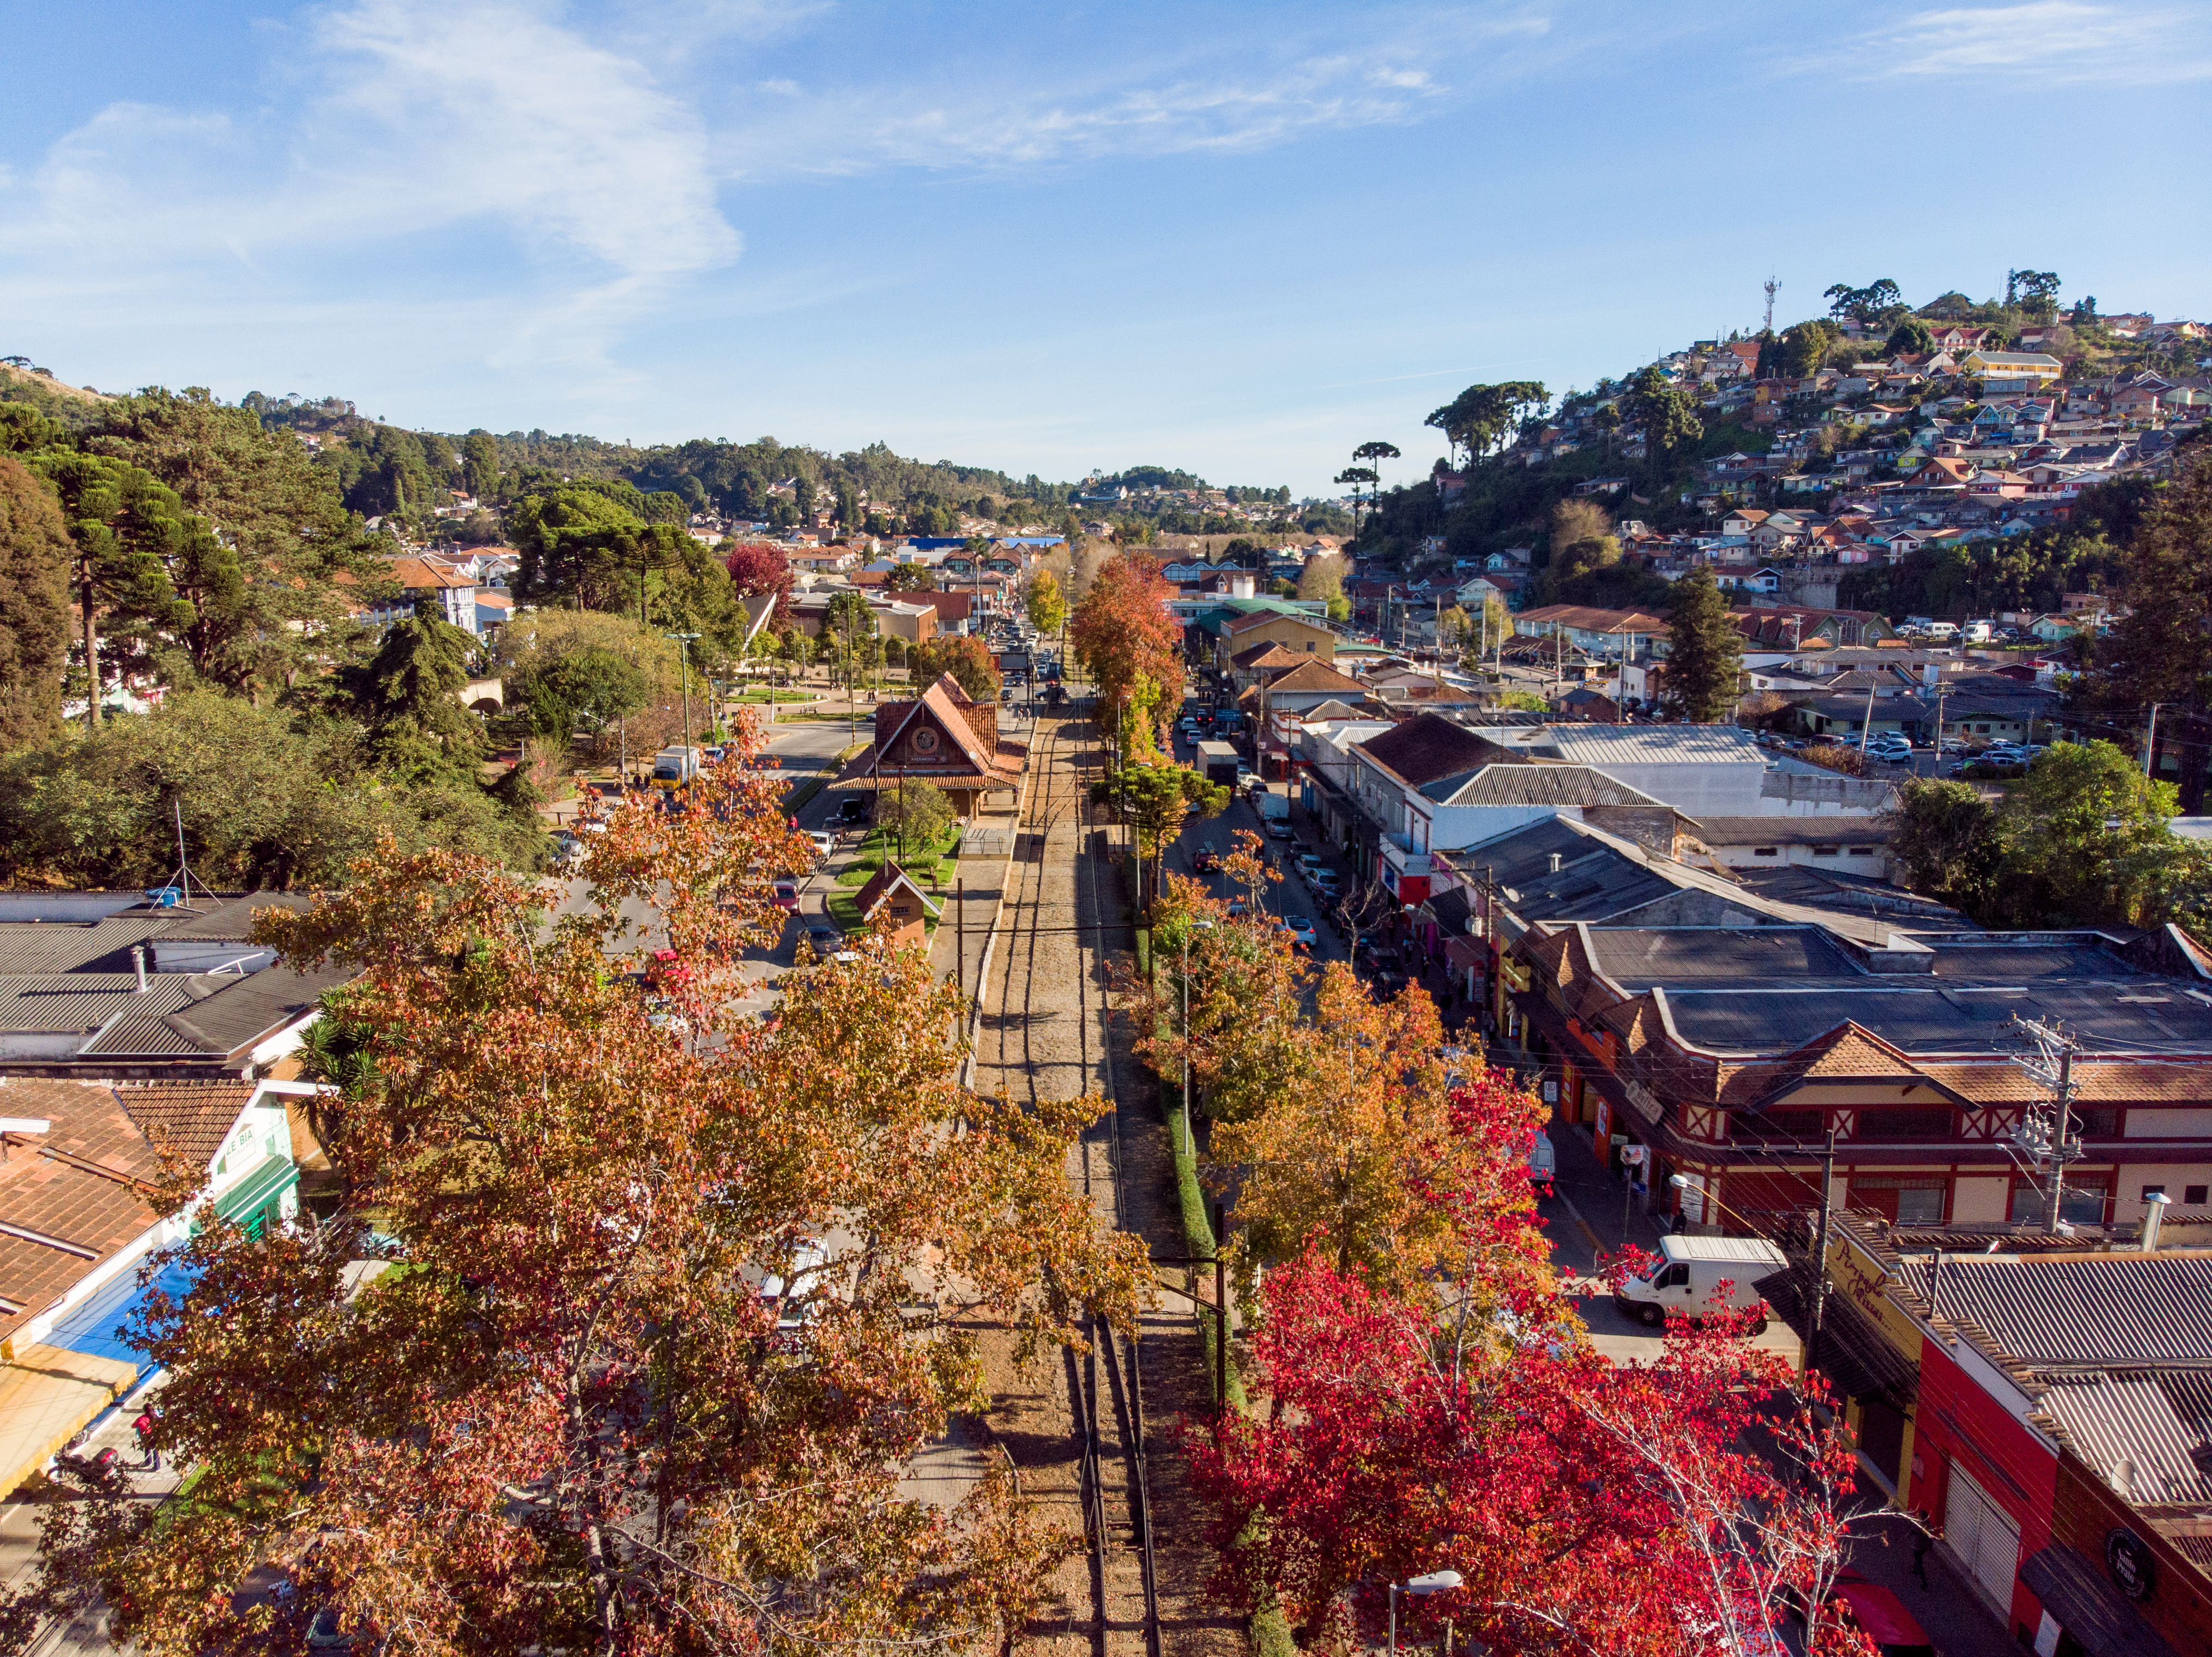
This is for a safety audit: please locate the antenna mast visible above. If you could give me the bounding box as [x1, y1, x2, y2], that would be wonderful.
[1762, 276, 1780, 337]
[2008, 1014, 2082, 1232]
[156, 796, 219, 912]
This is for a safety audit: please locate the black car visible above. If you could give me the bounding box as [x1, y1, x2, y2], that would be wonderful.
[834, 795, 872, 825]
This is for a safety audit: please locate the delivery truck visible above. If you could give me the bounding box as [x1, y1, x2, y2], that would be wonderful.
[652, 746, 704, 791]
[1611, 1235, 1785, 1330]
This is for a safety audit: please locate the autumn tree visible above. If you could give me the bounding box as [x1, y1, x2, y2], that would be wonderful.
[1023, 568, 1067, 637]
[1190, 1251, 1873, 1656]
[1069, 551, 1184, 751]
[910, 633, 1001, 700]
[6, 723, 1146, 1656]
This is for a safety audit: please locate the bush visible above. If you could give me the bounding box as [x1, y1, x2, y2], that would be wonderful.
[1801, 742, 1868, 775]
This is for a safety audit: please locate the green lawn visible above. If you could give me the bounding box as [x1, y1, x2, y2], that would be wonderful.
[727, 687, 817, 703]
[832, 824, 964, 889]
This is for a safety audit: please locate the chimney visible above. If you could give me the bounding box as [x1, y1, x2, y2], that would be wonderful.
[131, 943, 148, 993]
[2142, 1190, 2172, 1252]
[1922, 662, 1939, 688]
[1548, 853, 1564, 874]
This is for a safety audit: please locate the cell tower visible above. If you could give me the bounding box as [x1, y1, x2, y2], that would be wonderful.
[1762, 276, 1780, 337]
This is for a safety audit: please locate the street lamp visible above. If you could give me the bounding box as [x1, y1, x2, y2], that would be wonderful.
[664, 632, 701, 750]
[1389, 1570, 1464, 1657]
[1180, 920, 1215, 1147]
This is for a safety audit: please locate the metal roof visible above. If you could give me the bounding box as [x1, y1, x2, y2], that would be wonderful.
[1585, 927, 1863, 988]
[2034, 1368, 2212, 1504]
[1428, 764, 1661, 809]
[1659, 979, 2212, 1057]
[1893, 1255, 2212, 1365]
[1539, 724, 1768, 766]
[1691, 817, 1893, 848]
[0, 975, 199, 1033]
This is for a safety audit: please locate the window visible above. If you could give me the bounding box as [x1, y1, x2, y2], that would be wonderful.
[2078, 1108, 2121, 1138]
[1755, 1108, 1825, 1141]
[2184, 1184, 2211, 1206]
[1753, 846, 1779, 857]
[2143, 1184, 2167, 1202]
[1850, 1176, 1948, 1224]
[1813, 845, 1841, 857]
[2010, 1180, 2109, 1225]
[1849, 845, 1876, 855]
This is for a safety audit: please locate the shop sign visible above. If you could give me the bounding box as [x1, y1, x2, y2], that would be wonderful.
[1676, 1173, 1707, 1224]
[2105, 1527, 2156, 1600]
[1623, 1080, 1663, 1123]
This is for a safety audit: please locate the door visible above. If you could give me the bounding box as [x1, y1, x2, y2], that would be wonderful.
[1942, 1460, 2021, 1613]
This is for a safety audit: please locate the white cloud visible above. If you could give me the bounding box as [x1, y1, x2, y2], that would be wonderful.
[1861, 2, 2212, 82]
[715, 9, 1548, 177]
[0, 0, 740, 367]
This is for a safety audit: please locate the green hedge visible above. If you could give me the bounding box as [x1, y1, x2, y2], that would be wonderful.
[1161, 1079, 1246, 1415]
[783, 777, 823, 814]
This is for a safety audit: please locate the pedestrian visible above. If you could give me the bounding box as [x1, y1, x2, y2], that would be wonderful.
[1911, 1512, 1935, 1589]
[131, 1411, 159, 1474]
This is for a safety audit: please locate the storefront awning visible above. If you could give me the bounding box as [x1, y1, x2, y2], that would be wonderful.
[0, 1343, 140, 1502]
[1754, 1264, 1919, 1407]
[215, 1156, 299, 1226]
[2019, 1546, 2181, 1657]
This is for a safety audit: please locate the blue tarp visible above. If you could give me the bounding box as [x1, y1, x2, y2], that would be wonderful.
[44, 1256, 200, 1367]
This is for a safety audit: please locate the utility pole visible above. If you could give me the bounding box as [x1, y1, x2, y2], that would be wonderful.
[1856, 679, 1878, 757]
[2010, 1015, 2083, 1232]
[1802, 1127, 1838, 1379]
[666, 632, 699, 751]
[2145, 702, 2164, 779]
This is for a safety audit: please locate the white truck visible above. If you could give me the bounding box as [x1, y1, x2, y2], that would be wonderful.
[1612, 1235, 1786, 1330]
[652, 745, 704, 791]
[1254, 787, 1289, 821]
[1962, 619, 1995, 644]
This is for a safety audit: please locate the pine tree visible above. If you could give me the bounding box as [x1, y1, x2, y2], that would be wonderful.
[1663, 567, 1743, 722]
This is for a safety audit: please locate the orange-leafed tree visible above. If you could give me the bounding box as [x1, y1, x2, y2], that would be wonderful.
[4, 714, 1146, 1657]
[1069, 551, 1184, 753]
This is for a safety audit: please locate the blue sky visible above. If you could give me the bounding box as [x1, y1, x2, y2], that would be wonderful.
[3, 1, 2208, 495]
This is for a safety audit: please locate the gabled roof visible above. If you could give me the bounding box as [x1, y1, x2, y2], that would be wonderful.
[1427, 763, 1665, 809]
[1264, 659, 1364, 696]
[851, 861, 942, 923]
[872, 679, 999, 780]
[1231, 642, 1306, 672]
[1355, 713, 1498, 789]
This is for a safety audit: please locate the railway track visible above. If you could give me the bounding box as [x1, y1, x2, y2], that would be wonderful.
[978, 697, 1160, 1657]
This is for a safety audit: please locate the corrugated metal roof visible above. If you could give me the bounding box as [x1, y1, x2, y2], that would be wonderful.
[1587, 926, 1862, 988]
[1430, 764, 1659, 808]
[0, 919, 167, 975]
[1896, 1255, 2212, 1364]
[1542, 724, 1768, 766]
[0, 976, 198, 1033]
[2035, 1369, 2212, 1503]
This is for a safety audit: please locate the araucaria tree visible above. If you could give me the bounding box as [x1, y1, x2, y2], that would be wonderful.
[1070, 551, 1185, 751]
[1662, 566, 1744, 722]
[8, 719, 1146, 1656]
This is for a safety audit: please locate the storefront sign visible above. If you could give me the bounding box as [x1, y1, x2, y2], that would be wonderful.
[1592, 1094, 1613, 1153]
[2105, 1527, 2156, 1600]
[1622, 1080, 1663, 1124]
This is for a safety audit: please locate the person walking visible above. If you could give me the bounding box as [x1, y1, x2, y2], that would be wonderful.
[1911, 1512, 1936, 1589]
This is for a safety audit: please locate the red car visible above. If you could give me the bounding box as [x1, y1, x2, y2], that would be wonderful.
[1192, 850, 1221, 874]
[772, 878, 800, 912]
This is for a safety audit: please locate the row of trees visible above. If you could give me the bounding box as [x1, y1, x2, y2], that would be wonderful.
[1069, 550, 1185, 755]
[1128, 848, 1877, 1654]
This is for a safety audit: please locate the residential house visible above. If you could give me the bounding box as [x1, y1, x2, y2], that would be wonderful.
[1209, 604, 1337, 673]
[1513, 605, 1669, 662]
[1688, 815, 1892, 879]
[1962, 350, 2066, 387]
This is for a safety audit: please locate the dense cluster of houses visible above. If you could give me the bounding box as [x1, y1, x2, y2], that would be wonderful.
[1172, 514, 2212, 1657]
[0, 889, 337, 1500]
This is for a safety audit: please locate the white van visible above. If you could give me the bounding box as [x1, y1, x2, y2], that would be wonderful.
[1962, 619, 1994, 644]
[1923, 621, 1959, 641]
[1613, 1235, 1786, 1330]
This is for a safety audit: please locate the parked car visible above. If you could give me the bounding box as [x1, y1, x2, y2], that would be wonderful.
[1191, 849, 1222, 874]
[1281, 916, 1317, 949]
[804, 924, 843, 961]
[1264, 821, 1293, 842]
[1226, 894, 1249, 917]
[772, 878, 801, 912]
[834, 795, 872, 826]
[807, 830, 837, 861]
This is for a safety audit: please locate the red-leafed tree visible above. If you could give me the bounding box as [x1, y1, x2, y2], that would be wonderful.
[723, 540, 793, 624]
[1069, 551, 1184, 753]
[1192, 1221, 1877, 1655]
